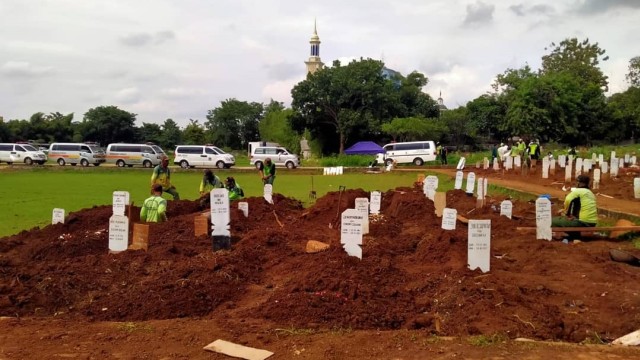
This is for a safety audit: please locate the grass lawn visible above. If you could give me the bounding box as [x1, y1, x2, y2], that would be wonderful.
[0, 167, 460, 238]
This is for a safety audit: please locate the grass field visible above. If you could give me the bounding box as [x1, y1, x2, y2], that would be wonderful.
[0, 167, 463, 238]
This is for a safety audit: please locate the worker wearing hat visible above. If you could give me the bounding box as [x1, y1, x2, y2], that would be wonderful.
[552, 175, 598, 240]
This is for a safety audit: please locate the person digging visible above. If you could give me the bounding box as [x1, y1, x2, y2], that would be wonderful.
[551, 175, 598, 241]
[140, 184, 168, 223]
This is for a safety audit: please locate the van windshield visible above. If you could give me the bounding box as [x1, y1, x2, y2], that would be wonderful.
[22, 145, 38, 151]
[89, 145, 104, 154]
[212, 147, 226, 154]
[151, 145, 164, 154]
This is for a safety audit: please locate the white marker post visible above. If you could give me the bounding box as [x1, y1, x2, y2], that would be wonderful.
[112, 191, 130, 216]
[263, 184, 273, 204]
[468, 220, 491, 273]
[424, 175, 438, 200]
[477, 178, 485, 208]
[108, 214, 129, 252]
[514, 155, 521, 168]
[625, 153, 630, 165]
[550, 158, 556, 175]
[542, 157, 549, 179]
[593, 169, 601, 190]
[500, 200, 513, 219]
[354, 197, 370, 234]
[370, 191, 381, 215]
[565, 161, 573, 182]
[535, 197, 552, 241]
[441, 208, 457, 230]
[601, 161, 609, 174]
[634, 178, 640, 199]
[340, 209, 363, 259]
[52, 208, 65, 225]
[454, 171, 464, 190]
[466, 172, 476, 194]
[456, 157, 466, 170]
[611, 158, 619, 178]
[558, 155, 566, 168]
[238, 202, 249, 218]
[506, 156, 513, 170]
[575, 158, 583, 177]
[583, 159, 592, 173]
[598, 154, 604, 165]
[631, 156, 637, 166]
[210, 188, 231, 250]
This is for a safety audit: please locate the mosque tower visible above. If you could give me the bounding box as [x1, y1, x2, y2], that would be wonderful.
[305, 20, 324, 74]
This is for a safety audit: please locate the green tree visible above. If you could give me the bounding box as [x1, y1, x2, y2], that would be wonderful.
[160, 118, 182, 150]
[291, 58, 397, 154]
[259, 107, 301, 154]
[608, 87, 640, 141]
[441, 107, 475, 148]
[44, 112, 74, 142]
[465, 94, 506, 140]
[182, 119, 207, 145]
[81, 106, 137, 146]
[138, 122, 163, 144]
[0, 117, 11, 142]
[541, 37, 608, 90]
[381, 117, 446, 142]
[627, 56, 640, 87]
[205, 99, 264, 149]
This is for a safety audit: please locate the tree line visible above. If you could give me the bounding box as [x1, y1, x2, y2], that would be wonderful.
[1, 37, 639, 154]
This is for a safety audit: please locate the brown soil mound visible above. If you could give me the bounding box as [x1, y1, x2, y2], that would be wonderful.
[1, 189, 640, 343]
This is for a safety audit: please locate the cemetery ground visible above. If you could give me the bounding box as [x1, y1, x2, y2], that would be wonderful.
[1, 167, 640, 358]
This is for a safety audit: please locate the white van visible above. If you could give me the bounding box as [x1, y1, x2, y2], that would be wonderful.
[106, 143, 166, 168]
[248, 141, 280, 157]
[0, 143, 48, 165]
[250, 145, 299, 169]
[174, 145, 235, 169]
[49, 142, 106, 166]
[375, 141, 436, 166]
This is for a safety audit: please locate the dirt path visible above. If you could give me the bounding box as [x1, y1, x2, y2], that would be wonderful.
[1, 318, 639, 359]
[428, 168, 640, 218]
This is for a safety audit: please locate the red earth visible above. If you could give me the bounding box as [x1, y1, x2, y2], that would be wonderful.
[1, 187, 640, 359]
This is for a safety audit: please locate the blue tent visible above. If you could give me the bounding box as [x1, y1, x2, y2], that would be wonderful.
[344, 141, 384, 155]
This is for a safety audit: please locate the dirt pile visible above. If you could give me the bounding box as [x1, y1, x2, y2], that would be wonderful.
[1, 188, 640, 342]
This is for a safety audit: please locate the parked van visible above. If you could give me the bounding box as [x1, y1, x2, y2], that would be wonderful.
[49, 142, 106, 166]
[375, 141, 436, 166]
[0, 143, 48, 165]
[248, 141, 280, 157]
[106, 143, 166, 168]
[174, 145, 235, 169]
[250, 145, 299, 169]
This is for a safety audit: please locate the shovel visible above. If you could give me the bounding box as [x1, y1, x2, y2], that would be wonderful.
[309, 176, 317, 200]
[329, 185, 346, 229]
[610, 249, 640, 267]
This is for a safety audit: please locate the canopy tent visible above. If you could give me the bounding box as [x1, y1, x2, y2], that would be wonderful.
[344, 141, 384, 155]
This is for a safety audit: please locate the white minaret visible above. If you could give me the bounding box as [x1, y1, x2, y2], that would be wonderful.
[305, 20, 324, 74]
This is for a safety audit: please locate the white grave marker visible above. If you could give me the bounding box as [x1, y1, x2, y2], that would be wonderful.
[575, 158, 583, 177]
[112, 191, 130, 216]
[631, 156, 637, 166]
[493, 160, 499, 170]
[484, 177, 488, 197]
[355, 197, 370, 234]
[625, 153, 630, 165]
[52, 208, 65, 225]
[263, 184, 273, 204]
[611, 158, 619, 177]
[500, 200, 513, 219]
[456, 157, 466, 170]
[238, 202, 249, 217]
[370, 191, 381, 215]
[466, 172, 476, 194]
[611, 151, 616, 162]
[483, 157, 489, 170]
[506, 156, 513, 170]
[514, 155, 521, 168]
[565, 161, 573, 182]
[634, 178, 640, 199]
[340, 209, 363, 259]
[210, 188, 230, 236]
[108, 214, 129, 252]
[558, 155, 566, 168]
[468, 220, 491, 273]
[601, 161, 608, 174]
[593, 169, 601, 190]
[583, 159, 592, 173]
[542, 157, 549, 179]
[441, 208, 457, 230]
[598, 154, 604, 165]
[550, 159, 556, 175]
[454, 171, 464, 190]
[535, 197, 552, 241]
[424, 175, 438, 200]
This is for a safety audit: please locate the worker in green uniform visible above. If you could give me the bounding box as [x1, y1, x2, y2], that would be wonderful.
[151, 156, 180, 200]
[198, 169, 224, 208]
[516, 139, 526, 157]
[258, 157, 276, 185]
[225, 177, 244, 201]
[140, 184, 168, 223]
[552, 175, 598, 240]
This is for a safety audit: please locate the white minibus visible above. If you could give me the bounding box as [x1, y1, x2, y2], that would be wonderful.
[375, 141, 437, 166]
[0, 143, 48, 165]
[106, 143, 166, 168]
[49, 142, 106, 166]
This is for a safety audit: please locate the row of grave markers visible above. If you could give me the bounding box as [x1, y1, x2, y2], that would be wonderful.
[323, 166, 344, 175]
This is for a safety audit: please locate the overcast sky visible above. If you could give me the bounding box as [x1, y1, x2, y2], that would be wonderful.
[1, 0, 638, 127]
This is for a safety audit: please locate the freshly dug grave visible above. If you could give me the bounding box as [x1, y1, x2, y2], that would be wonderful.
[1, 188, 639, 343]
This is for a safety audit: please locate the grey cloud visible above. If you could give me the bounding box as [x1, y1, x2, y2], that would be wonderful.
[0, 61, 54, 78]
[119, 31, 175, 47]
[509, 4, 554, 17]
[115, 87, 141, 104]
[576, 0, 640, 14]
[264, 62, 300, 80]
[463, 1, 495, 26]
[419, 59, 456, 76]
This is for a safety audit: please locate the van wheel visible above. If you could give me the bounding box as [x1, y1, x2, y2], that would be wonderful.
[80, 159, 89, 167]
[216, 161, 225, 169]
[254, 161, 263, 170]
[24, 157, 33, 165]
[57, 158, 66, 166]
[180, 160, 190, 169]
[116, 160, 125, 167]
[286, 161, 295, 169]
[413, 158, 424, 166]
[143, 160, 152, 168]
[385, 159, 394, 166]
